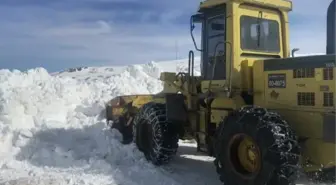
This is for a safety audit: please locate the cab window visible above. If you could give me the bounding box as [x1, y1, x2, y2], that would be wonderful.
[240, 15, 280, 53]
[205, 14, 226, 80]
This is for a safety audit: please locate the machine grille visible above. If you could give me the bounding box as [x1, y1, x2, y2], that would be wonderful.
[297, 92, 315, 106]
[323, 67, 334, 80]
[323, 92, 334, 107]
[293, 68, 315, 78]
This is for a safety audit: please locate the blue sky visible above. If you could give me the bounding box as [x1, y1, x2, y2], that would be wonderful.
[0, 0, 333, 72]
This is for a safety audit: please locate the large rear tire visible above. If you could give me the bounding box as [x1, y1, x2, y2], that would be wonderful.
[133, 102, 179, 165]
[214, 106, 301, 185]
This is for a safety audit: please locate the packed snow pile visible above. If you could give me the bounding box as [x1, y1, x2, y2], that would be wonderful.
[0, 56, 328, 185]
[0, 67, 158, 184]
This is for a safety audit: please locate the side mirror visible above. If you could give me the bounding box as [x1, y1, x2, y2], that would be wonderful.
[291, 48, 300, 57]
[190, 14, 204, 52]
[192, 14, 204, 23]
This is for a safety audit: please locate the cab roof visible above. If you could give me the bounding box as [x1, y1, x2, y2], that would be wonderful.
[198, 0, 292, 12]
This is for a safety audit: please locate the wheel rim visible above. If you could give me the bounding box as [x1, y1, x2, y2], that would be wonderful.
[228, 133, 261, 178]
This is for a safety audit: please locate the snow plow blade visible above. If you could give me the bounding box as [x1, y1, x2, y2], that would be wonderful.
[105, 95, 156, 144]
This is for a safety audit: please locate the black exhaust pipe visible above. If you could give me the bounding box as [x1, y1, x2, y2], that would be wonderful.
[326, 0, 335, 54]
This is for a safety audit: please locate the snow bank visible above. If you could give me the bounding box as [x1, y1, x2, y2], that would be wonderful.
[0, 64, 184, 185]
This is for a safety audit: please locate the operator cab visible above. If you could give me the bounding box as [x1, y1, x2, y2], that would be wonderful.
[191, 5, 226, 81]
[190, 0, 292, 83]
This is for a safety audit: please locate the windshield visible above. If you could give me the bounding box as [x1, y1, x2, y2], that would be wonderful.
[240, 15, 280, 52]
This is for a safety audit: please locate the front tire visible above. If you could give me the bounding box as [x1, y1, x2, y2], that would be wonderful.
[214, 106, 301, 185]
[133, 102, 179, 165]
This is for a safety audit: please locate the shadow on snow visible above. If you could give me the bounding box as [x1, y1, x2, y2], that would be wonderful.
[15, 123, 222, 185]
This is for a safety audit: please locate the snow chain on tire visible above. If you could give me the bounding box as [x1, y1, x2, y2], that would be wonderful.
[214, 105, 301, 185]
[133, 102, 179, 165]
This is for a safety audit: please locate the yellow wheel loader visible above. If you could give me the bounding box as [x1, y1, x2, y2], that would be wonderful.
[105, 0, 336, 184]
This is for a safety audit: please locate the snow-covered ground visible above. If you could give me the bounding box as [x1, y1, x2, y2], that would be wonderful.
[0, 54, 332, 185]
